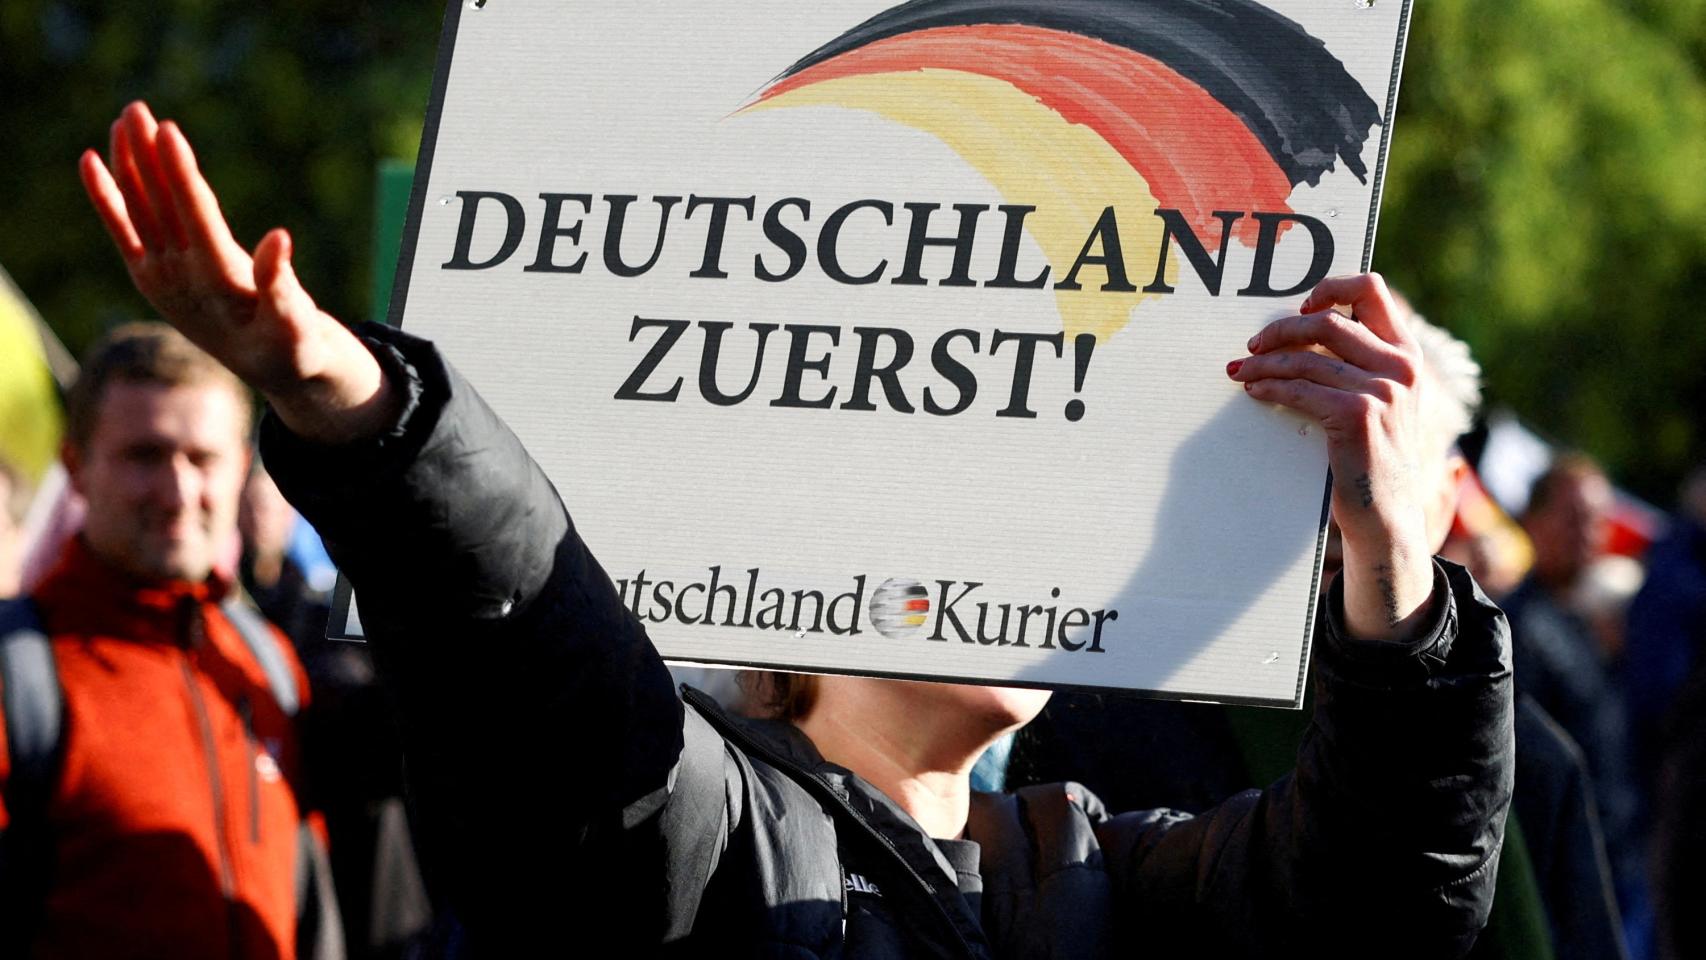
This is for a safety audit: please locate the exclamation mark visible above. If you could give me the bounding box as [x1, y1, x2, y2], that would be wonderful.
[1064, 333, 1096, 422]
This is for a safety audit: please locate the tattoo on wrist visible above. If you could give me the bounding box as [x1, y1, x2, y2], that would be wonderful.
[1354, 474, 1374, 509]
[1374, 562, 1401, 626]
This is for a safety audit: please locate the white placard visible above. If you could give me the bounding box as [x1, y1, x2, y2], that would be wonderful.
[345, 0, 1413, 707]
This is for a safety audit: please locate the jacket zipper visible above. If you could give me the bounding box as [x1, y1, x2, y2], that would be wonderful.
[177, 600, 243, 960]
[238, 697, 260, 844]
[681, 687, 980, 959]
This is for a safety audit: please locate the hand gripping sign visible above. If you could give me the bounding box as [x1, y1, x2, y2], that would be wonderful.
[341, 0, 1414, 707]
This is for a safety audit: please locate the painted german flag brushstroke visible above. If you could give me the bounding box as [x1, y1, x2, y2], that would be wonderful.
[743, 0, 1380, 340]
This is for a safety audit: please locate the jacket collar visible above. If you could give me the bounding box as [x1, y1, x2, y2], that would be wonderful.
[682, 687, 994, 958]
[705, 703, 951, 854]
[32, 536, 230, 646]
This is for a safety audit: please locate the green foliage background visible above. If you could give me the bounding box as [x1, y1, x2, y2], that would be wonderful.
[1377, 0, 1706, 500]
[0, 1, 439, 339]
[3, 0, 1703, 500]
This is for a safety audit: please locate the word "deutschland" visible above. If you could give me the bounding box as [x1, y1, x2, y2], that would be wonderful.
[440, 191, 1334, 298]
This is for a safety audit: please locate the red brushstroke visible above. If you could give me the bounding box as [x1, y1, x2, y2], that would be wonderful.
[758, 24, 1294, 246]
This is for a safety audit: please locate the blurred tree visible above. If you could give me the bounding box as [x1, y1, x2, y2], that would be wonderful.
[1620, 0, 1706, 72]
[1376, 0, 1706, 500]
[0, 0, 441, 356]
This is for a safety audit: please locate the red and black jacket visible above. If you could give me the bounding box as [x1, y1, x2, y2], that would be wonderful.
[0, 538, 315, 960]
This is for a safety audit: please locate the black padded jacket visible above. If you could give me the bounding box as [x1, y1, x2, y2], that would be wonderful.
[261, 324, 1515, 958]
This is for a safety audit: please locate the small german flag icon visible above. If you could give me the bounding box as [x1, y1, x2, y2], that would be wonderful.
[869, 578, 931, 640]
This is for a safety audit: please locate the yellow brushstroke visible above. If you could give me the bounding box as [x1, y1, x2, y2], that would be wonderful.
[748, 69, 1171, 341]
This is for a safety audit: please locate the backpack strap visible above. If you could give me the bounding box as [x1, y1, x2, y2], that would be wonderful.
[222, 598, 300, 717]
[1, 597, 63, 812]
[0, 596, 64, 951]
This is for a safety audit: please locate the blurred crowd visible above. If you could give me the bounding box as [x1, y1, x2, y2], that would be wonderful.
[1, 301, 1703, 960]
[1448, 453, 1706, 960]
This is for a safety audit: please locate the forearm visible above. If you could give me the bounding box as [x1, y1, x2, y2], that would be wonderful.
[259, 326, 680, 768]
[260, 325, 669, 687]
[1338, 521, 1436, 642]
[261, 325, 688, 928]
[1297, 560, 1515, 951]
[261, 324, 608, 634]
[260, 316, 402, 445]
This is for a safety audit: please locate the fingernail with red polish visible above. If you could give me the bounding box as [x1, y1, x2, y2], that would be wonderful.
[1226, 359, 1243, 378]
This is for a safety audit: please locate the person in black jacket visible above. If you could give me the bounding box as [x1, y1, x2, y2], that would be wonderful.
[78, 100, 1514, 958]
[1011, 312, 1629, 960]
[1504, 456, 1647, 926]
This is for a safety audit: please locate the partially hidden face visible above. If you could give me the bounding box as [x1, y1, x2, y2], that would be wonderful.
[879, 677, 1054, 735]
[240, 466, 297, 558]
[68, 380, 249, 583]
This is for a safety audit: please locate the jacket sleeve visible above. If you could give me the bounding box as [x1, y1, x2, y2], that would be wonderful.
[1514, 695, 1629, 960]
[1097, 560, 1514, 958]
[260, 324, 732, 947]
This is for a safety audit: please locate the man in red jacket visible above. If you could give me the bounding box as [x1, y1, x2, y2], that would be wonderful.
[0, 322, 339, 959]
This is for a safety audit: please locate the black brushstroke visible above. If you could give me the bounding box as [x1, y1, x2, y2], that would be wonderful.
[777, 0, 1382, 187]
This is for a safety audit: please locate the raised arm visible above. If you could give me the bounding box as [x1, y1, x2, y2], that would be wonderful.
[80, 101, 396, 443]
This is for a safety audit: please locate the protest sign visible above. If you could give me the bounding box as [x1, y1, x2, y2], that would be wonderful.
[336, 0, 1413, 707]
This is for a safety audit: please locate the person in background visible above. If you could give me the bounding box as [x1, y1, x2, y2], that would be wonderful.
[240, 463, 332, 647]
[240, 464, 433, 959]
[1440, 465, 1534, 602]
[1629, 462, 1706, 960]
[1504, 454, 1648, 948]
[1573, 554, 1644, 664]
[1625, 464, 1706, 775]
[0, 323, 341, 959]
[0, 456, 26, 597]
[1654, 642, 1706, 960]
